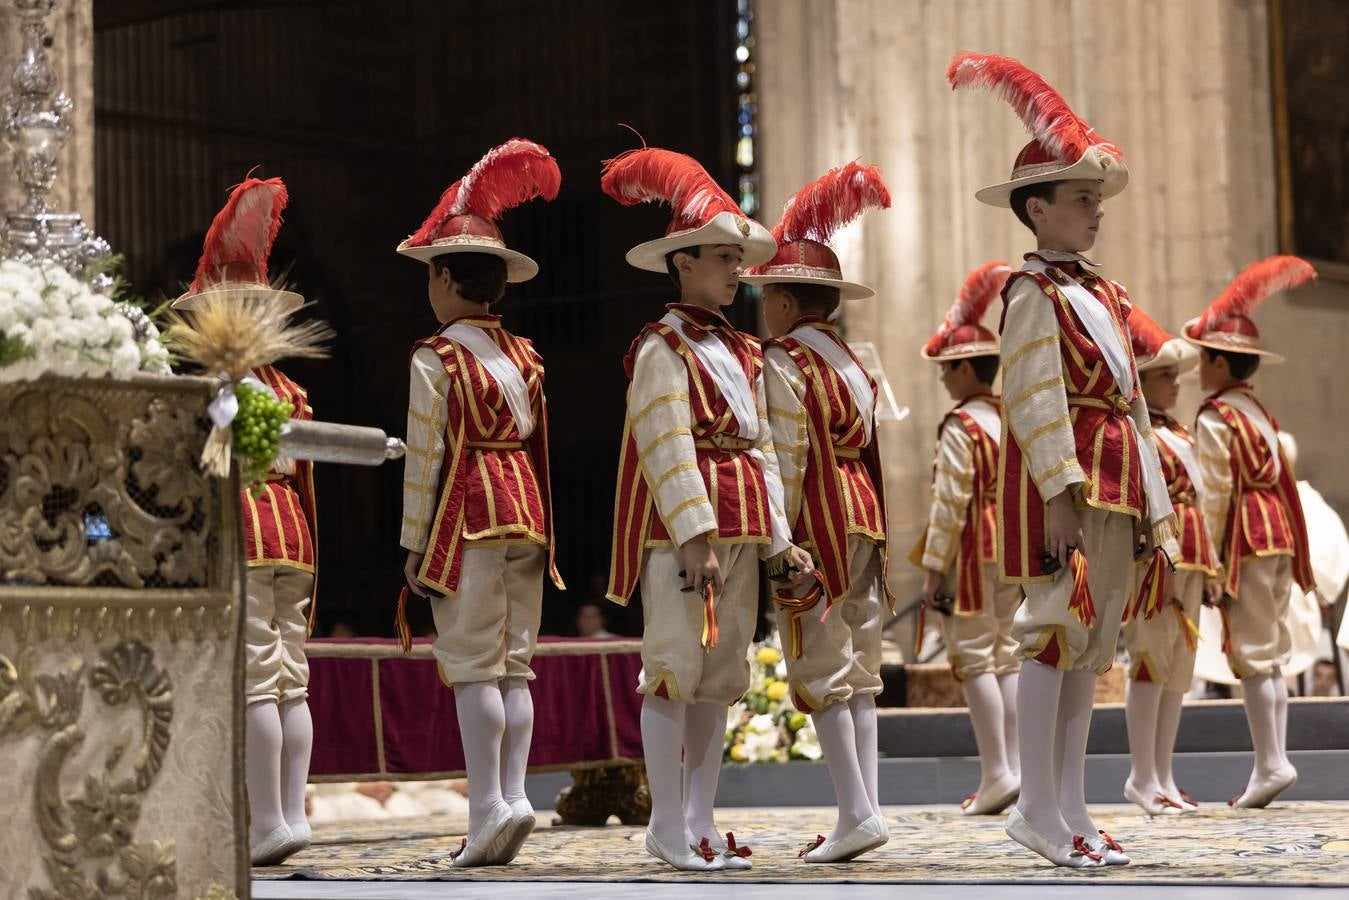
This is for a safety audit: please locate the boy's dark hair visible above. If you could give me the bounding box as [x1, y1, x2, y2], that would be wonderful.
[946, 355, 1000, 385]
[1203, 347, 1260, 381]
[1008, 181, 1061, 234]
[665, 246, 701, 290]
[776, 281, 842, 320]
[431, 252, 508, 305]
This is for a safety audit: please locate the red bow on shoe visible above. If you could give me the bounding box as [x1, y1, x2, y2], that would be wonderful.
[724, 832, 752, 858]
[1157, 793, 1185, 811]
[450, 837, 467, 860]
[1072, 835, 1103, 862]
[960, 792, 977, 810]
[1097, 830, 1124, 853]
[798, 835, 826, 858]
[691, 837, 717, 862]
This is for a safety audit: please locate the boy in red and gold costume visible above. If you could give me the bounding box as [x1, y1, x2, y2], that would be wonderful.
[1184, 255, 1317, 809]
[602, 147, 813, 871]
[398, 140, 566, 867]
[1119, 307, 1216, 815]
[949, 53, 1178, 868]
[743, 162, 892, 863]
[914, 261, 1024, 817]
[173, 176, 319, 865]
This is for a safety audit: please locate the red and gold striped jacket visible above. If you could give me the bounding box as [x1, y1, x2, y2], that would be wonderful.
[767, 320, 888, 602]
[1149, 411, 1218, 575]
[412, 316, 563, 596]
[937, 399, 999, 613]
[998, 267, 1145, 582]
[1198, 386, 1312, 594]
[607, 304, 775, 604]
[242, 365, 317, 577]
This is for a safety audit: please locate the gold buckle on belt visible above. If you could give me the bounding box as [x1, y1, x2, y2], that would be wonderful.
[1067, 395, 1132, 416]
[694, 434, 753, 451]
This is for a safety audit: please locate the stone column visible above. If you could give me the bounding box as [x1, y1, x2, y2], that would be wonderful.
[0, 0, 94, 222]
[755, 0, 1349, 620]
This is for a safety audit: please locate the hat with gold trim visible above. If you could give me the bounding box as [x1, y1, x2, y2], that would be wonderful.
[1182, 255, 1317, 365]
[600, 145, 775, 273]
[396, 138, 561, 283]
[947, 52, 1128, 208]
[740, 161, 890, 301]
[173, 174, 303, 314]
[921, 261, 1010, 361]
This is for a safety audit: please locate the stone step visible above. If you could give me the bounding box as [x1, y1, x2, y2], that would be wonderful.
[524, 749, 1349, 809]
[877, 697, 1348, 757]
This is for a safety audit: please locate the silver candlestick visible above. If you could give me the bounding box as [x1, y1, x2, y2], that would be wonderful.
[2, 0, 112, 290]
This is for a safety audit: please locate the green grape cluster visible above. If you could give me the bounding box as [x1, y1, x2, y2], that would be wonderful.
[232, 382, 294, 489]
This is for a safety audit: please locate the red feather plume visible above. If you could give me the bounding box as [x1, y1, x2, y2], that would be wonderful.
[925, 261, 1010, 356]
[190, 175, 287, 293]
[772, 161, 891, 244]
[946, 52, 1121, 163]
[600, 147, 742, 231]
[1127, 304, 1173, 360]
[1192, 255, 1316, 333]
[409, 138, 560, 246]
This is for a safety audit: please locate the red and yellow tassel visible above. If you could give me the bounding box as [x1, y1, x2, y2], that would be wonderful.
[700, 581, 719, 651]
[773, 577, 825, 660]
[1067, 551, 1096, 627]
[1127, 549, 1167, 624]
[1218, 602, 1234, 657]
[1172, 600, 1200, 652]
[394, 586, 413, 654]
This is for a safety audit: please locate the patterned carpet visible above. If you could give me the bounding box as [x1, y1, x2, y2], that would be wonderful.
[255, 803, 1349, 885]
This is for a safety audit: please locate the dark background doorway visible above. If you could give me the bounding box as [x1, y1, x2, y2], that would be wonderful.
[94, 0, 754, 638]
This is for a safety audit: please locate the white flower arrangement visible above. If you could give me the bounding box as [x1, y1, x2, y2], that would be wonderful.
[724, 629, 818, 764]
[0, 259, 170, 382]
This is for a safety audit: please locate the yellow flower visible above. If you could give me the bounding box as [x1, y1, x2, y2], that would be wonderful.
[730, 743, 749, 762]
[756, 647, 782, 666]
[766, 681, 789, 702]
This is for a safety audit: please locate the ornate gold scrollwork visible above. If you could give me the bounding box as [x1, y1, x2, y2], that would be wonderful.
[0, 379, 216, 590]
[2, 640, 179, 899]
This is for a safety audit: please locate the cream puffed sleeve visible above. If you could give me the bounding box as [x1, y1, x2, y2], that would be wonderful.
[401, 346, 449, 553]
[1195, 407, 1234, 561]
[752, 350, 795, 559]
[920, 418, 976, 573]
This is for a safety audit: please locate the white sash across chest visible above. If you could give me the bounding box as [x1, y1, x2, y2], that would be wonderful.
[659, 312, 758, 440]
[442, 322, 535, 439]
[959, 398, 1001, 448]
[1021, 258, 1134, 400]
[1155, 423, 1204, 496]
[788, 324, 876, 445]
[1220, 390, 1282, 479]
[1020, 260, 1175, 527]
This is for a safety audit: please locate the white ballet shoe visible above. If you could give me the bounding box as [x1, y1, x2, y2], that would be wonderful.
[250, 823, 295, 866]
[1124, 780, 1178, 816]
[488, 799, 536, 865]
[801, 814, 889, 863]
[451, 802, 514, 868]
[1229, 765, 1298, 809]
[644, 830, 726, 871]
[960, 772, 1021, 816]
[1004, 808, 1103, 868]
[703, 831, 753, 870]
[275, 821, 312, 860]
[1086, 830, 1131, 866]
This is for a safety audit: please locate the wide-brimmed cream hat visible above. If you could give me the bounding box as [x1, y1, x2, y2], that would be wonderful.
[601, 146, 775, 274]
[741, 161, 890, 301]
[1181, 255, 1318, 366]
[947, 52, 1129, 208]
[173, 175, 304, 314]
[975, 141, 1128, 208]
[396, 138, 560, 283]
[921, 261, 1010, 361]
